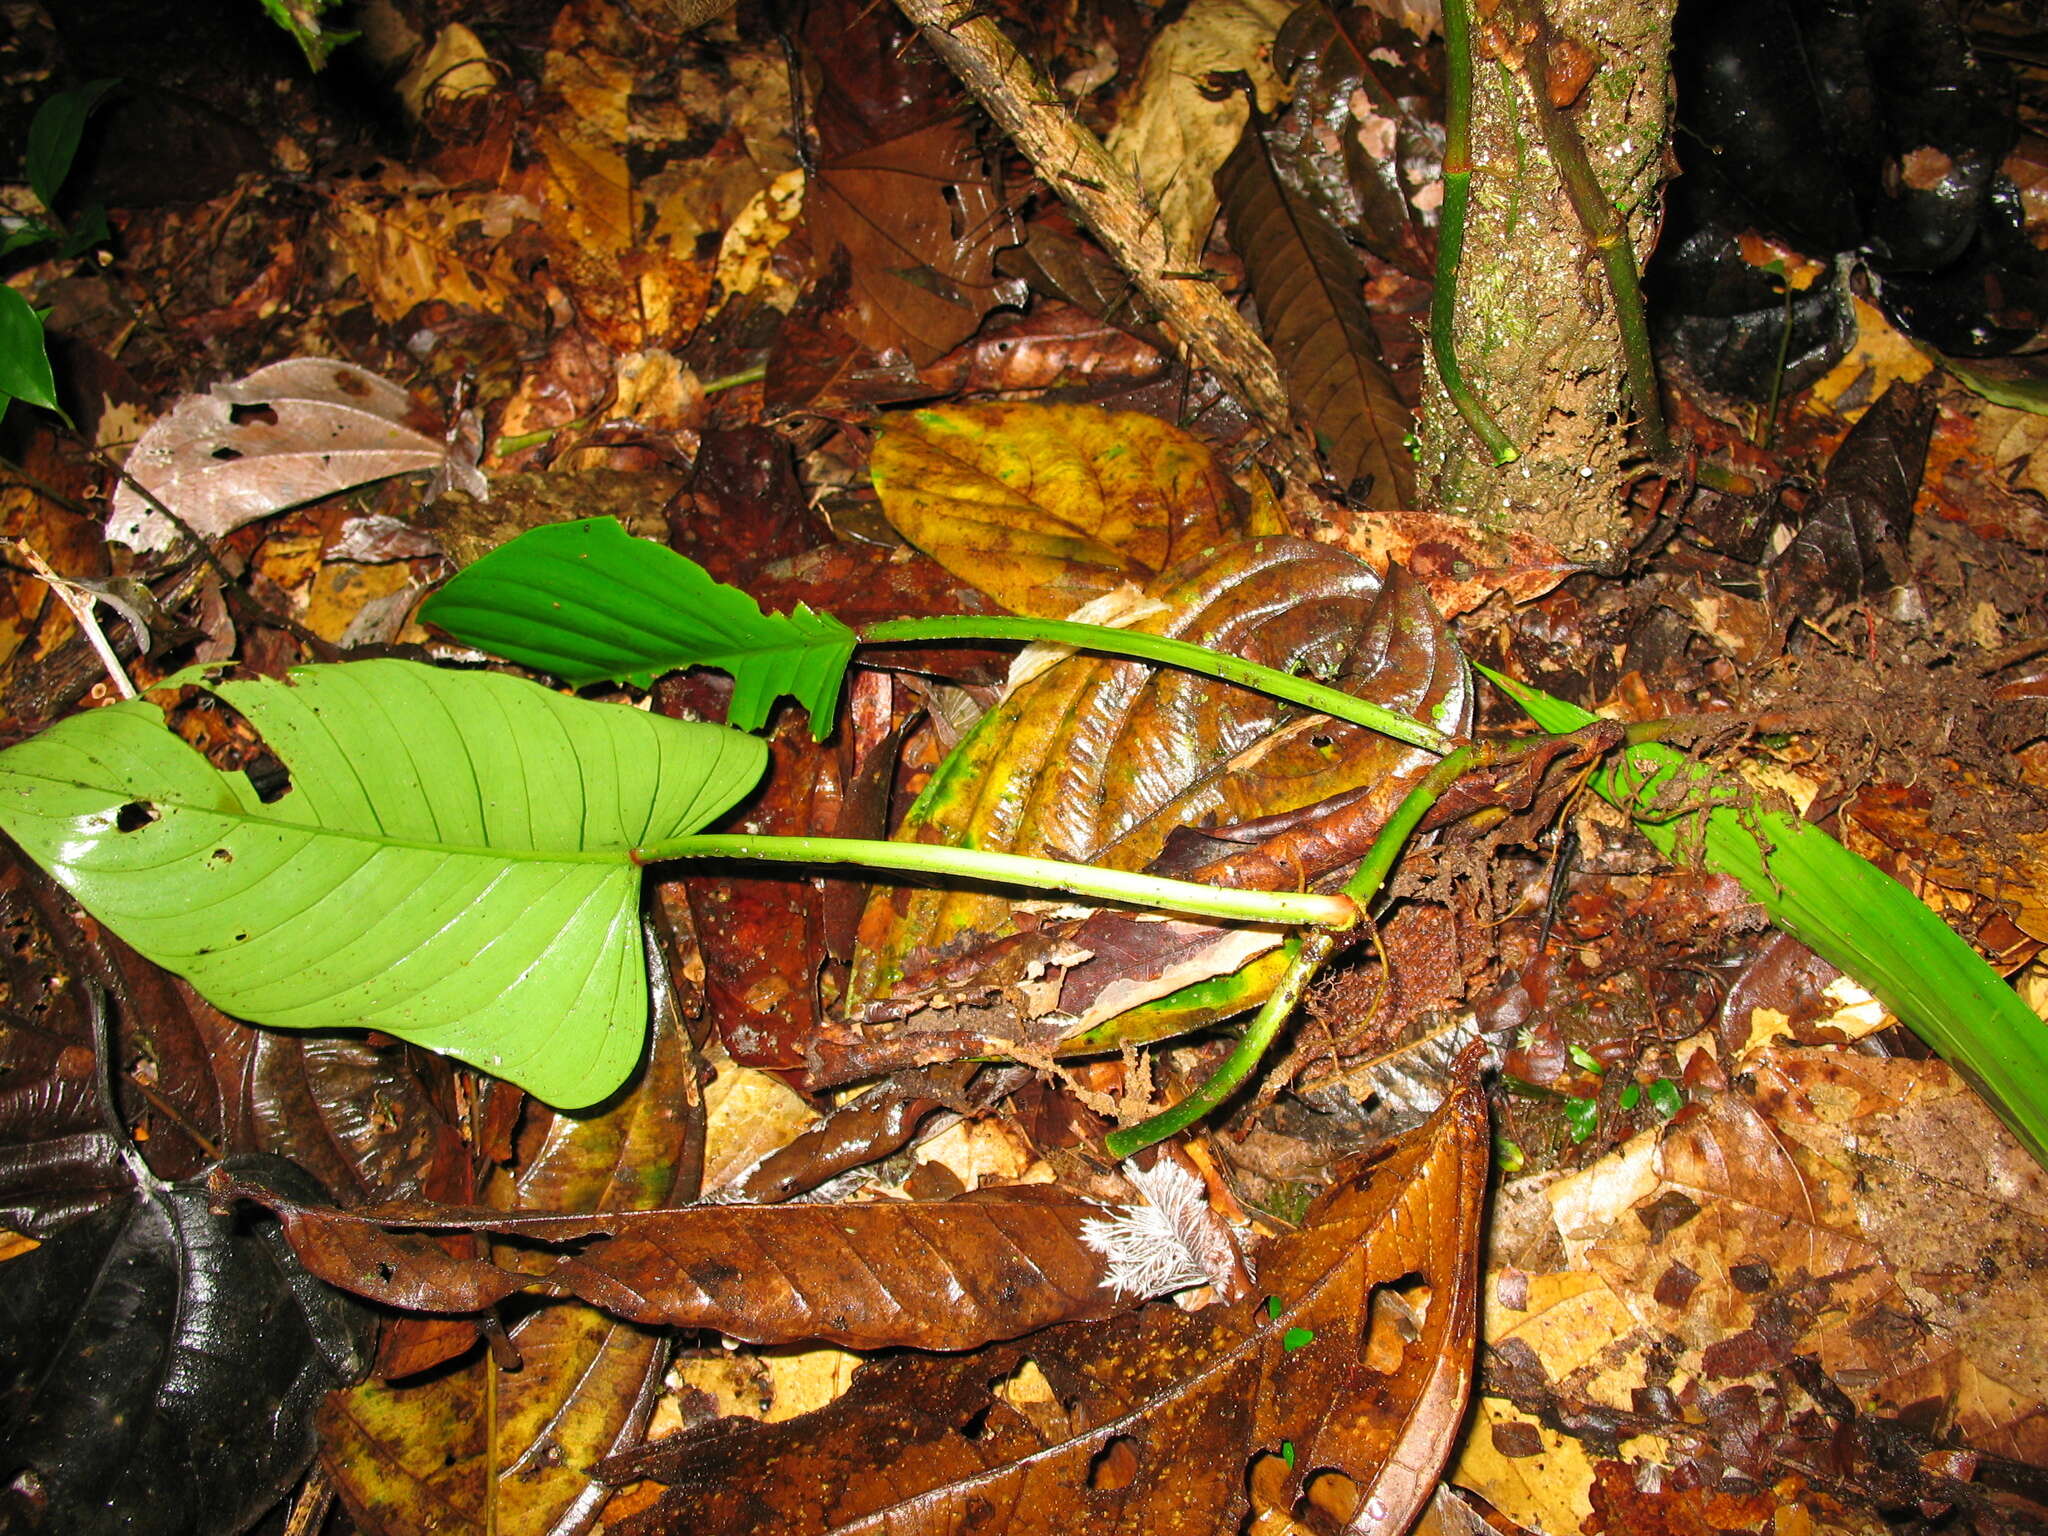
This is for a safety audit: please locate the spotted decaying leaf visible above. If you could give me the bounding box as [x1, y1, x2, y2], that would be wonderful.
[220, 1172, 1142, 1353]
[869, 403, 1276, 620]
[599, 1066, 1486, 1536]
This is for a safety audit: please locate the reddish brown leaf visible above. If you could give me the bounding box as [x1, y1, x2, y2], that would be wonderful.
[1215, 116, 1416, 504]
[220, 1177, 1146, 1352]
[602, 1070, 1489, 1536]
[805, 120, 1010, 367]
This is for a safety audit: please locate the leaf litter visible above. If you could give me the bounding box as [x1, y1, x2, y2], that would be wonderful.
[4, 0, 2048, 1533]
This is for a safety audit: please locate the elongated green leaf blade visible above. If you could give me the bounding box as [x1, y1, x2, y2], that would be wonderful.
[0, 286, 59, 415]
[418, 517, 857, 739]
[0, 659, 766, 1108]
[25, 79, 116, 214]
[1479, 664, 2048, 1167]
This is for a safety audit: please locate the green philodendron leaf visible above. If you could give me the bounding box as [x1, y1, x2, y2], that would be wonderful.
[0, 285, 60, 417]
[418, 517, 858, 741]
[0, 659, 766, 1108]
[1479, 664, 2048, 1168]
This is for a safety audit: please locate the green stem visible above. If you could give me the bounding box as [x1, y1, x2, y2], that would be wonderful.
[1103, 741, 1489, 1158]
[701, 362, 767, 396]
[1509, 1, 1670, 458]
[859, 617, 1453, 754]
[632, 832, 1360, 929]
[1433, 0, 1520, 466]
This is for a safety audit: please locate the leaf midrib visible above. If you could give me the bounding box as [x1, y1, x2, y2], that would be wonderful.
[14, 768, 634, 866]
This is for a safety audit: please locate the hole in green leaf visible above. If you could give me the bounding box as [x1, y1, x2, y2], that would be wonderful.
[114, 800, 157, 832]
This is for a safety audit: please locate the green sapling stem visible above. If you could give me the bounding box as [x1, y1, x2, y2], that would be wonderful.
[1433, 0, 1520, 466]
[859, 617, 1453, 754]
[1103, 741, 1490, 1158]
[632, 832, 1360, 928]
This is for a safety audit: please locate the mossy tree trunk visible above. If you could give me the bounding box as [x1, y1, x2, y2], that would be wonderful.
[1419, 0, 1678, 563]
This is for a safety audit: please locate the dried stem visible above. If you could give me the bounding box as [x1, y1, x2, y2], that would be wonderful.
[887, 0, 1313, 475]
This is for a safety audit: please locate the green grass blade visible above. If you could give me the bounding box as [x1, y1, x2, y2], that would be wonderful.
[418, 517, 858, 739]
[0, 660, 766, 1107]
[1479, 664, 2048, 1166]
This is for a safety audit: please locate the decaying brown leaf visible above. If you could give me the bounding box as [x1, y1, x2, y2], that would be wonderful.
[311, 996, 701, 1536]
[107, 360, 479, 554]
[1215, 116, 1417, 504]
[222, 1176, 1146, 1352]
[602, 1069, 1489, 1536]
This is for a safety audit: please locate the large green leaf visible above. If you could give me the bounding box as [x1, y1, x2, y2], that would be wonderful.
[0, 659, 766, 1108]
[418, 517, 857, 739]
[1481, 665, 2048, 1168]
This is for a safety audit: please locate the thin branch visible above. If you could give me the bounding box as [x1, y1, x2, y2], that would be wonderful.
[887, 0, 1315, 477]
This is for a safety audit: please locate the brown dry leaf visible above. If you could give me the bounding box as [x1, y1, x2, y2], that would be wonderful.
[805, 119, 1010, 367]
[313, 991, 700, 1536]
[1214, 113, 1416, 505]
[602, 1071, 1488, 1536]
[1839, 780, 2048, 950]
[1320, 510, 1577, 618]
[107, 360, 475, 554]
[324, 171, 542, 326]
[222, 1176, 1149, 1352]
[869, 403, 1273, 619]
[1104, 0, 1297, 266]
[845, 537, 1467, 1044]
[1451, 1045, 2048, 1531]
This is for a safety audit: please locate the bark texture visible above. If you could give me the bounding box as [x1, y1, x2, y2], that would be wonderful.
[1419, 0, 1677, 561]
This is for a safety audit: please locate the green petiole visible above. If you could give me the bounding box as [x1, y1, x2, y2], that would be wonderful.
[860, 616, 1453, 754]
[1104, 741, 1491, 1159]
[633, 832, 1360, 929]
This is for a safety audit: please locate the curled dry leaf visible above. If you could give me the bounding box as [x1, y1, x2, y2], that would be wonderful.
[602, 1067, 1488, 1536]
[218, 1176, 1149, 1352]
[845, 536, 1467, 1048]
[108, 359, 483, 554]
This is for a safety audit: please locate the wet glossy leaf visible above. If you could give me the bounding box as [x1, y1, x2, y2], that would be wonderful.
[420, 517, 859, 736]
[224, 1175, 1140, 1352]
[0, 659, 766, 1108]
[315, 988, 700, 1536]
[1216, 114, 1416, 505]
[0, 1152, 373, 1536]
[869, 403, 1268, 619]
[603, 1068, 1489, 1536]
[847, 537, 1467, 1041]
[1268, 0, 1442, 277]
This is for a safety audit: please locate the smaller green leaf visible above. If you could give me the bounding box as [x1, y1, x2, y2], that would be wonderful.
[1648, 1079, 1684, 1119]
[25, 79, 117, 214]
[1567, 1043, 1604, 1075]
[1478, 663, 2048, 1169]
[1281, 1327, 1315, 1351]
[1493, 1135, 1525, 1173]
[1619, 1081, 1641, 1112]
[1266, 1295, 1283, 1320]
[1281, 1441, 1296, 1469]
[1562, 1096, 1598, 1144]
[0, 286, 59, 415]
[419, 518, 857, 741]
